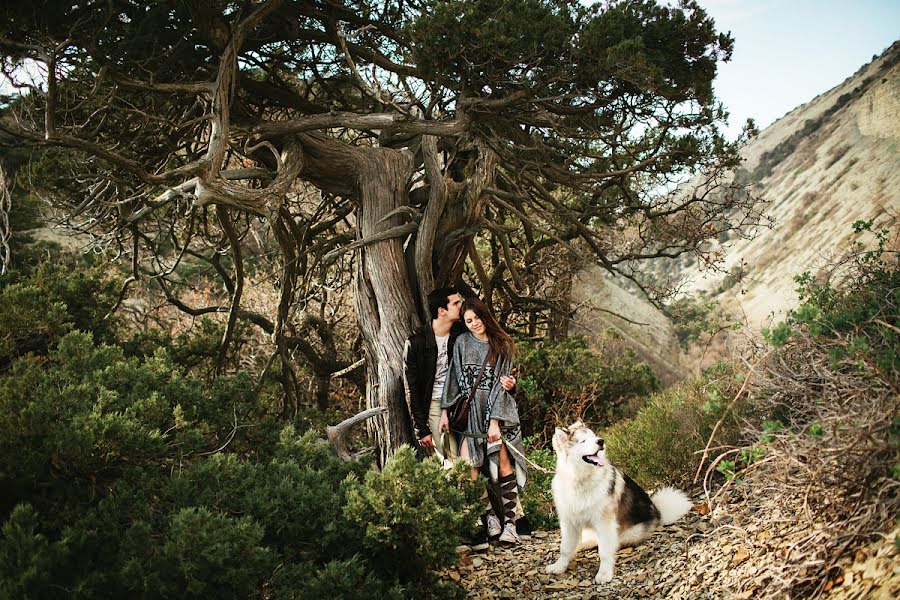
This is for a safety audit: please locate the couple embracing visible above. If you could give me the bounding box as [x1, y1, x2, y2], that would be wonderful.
[404, 288, 529, 549]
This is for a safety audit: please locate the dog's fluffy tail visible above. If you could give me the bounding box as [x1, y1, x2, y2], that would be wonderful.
[651, 487, 693, 525]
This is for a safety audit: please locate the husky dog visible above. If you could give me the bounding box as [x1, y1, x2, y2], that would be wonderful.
[545, 421, 693, 584]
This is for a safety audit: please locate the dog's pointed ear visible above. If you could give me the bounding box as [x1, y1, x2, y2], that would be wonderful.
[571, 420, 584, 430]
[552, 427, 569, 456]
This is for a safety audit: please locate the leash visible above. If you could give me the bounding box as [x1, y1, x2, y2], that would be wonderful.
[443, 429, 554, 475]
[500, 435, 555, 476]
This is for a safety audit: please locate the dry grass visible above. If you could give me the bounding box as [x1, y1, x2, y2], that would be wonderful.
[701, 329, 898, 598]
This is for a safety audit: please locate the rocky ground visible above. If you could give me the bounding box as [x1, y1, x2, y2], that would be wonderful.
[442, 497, 899, 599]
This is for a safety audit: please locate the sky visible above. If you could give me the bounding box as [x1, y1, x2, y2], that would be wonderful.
[699, 0, 900, 139]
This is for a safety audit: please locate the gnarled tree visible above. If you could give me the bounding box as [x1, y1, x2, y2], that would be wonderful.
[0, 0, 764, 464]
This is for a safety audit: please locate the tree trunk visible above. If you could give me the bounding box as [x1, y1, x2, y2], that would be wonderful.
[352, 148, 419, 466]
[296, 133, 495, 464]
[434, 140, 498, 286]
[351, 141, 496, 464]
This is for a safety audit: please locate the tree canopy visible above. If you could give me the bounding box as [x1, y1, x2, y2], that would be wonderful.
[0, 0, 763, 460]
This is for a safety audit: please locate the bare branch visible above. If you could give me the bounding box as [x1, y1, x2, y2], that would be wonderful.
[110, 74, 214, 95]
[253, 112, 465, 139]
[321, 221, 418, 265]
[0, 166, 11, 275]
[214, 205, 244, 376]
[330, 358, 365, 378]
[326, 407, 387, 461]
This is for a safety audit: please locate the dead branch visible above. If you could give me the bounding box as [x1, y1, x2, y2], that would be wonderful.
[326, 406, 387, 461]
[703, 327, 898, 598]
[693, 349, 771, 484]
[0, 166, 11, 275]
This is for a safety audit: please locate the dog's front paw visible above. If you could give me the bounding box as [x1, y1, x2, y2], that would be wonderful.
[594, 566, 614, 584]
[546, 560, 568, 575]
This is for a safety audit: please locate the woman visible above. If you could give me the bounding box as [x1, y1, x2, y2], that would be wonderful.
[439, 297, 527, 545]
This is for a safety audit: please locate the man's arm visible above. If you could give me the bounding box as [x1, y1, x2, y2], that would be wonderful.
[403, 338, 431, 441]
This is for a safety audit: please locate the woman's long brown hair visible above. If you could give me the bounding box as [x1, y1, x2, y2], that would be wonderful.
[461, 297, 514, 365]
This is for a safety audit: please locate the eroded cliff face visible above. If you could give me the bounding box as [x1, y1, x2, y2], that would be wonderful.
[681, 42, 900, 328]
[570, 264, 689, 385]
[572, 42, 900, 375]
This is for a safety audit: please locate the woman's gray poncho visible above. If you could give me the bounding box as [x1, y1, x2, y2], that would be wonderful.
[441, 332, 527, 490]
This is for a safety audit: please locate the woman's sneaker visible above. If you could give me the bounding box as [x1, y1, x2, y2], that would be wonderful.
[498, 521, 520, 544]
[486, 513, 502, 538]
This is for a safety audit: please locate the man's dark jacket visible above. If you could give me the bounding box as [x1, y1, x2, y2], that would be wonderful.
[403, 321, 466, 439]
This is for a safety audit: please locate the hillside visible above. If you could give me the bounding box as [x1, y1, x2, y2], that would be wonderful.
[573, 42, 900, 373]
[681, 41, 900, 327]
[570, 265, 690, 385]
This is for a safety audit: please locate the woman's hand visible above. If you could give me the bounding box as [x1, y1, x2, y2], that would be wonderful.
[499, 375, 516, 391]
[488, 419, 501, 443]
[438, 409, 450, 433]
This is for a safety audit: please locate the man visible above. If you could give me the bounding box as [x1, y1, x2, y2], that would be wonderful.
[404, 287, 531, 543]
[404, 287, 465, 465]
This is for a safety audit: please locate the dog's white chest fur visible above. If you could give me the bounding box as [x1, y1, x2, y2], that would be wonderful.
[552, 463, 616, 526]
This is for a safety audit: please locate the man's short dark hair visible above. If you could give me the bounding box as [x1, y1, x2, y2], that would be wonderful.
[427, 286, 460, 320]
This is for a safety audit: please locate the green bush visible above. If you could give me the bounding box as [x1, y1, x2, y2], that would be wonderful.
[664, 295, 734, 350]
[601, 360, 749, 489]
[781, 221, 897, 373]
[522, 439, 557, 529]
[157, 507, 274, 598]
[0, 331, 479, 598]
[515, 333, 659, 442]
[0, 283, 71, 361]
[121, 317, 256, 376]
[345, 447, 479, 594]
[0, 247, 249, 378]
[0, 262, 120, 364]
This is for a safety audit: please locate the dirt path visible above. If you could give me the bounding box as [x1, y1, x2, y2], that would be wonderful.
[445, 510, 715, 599]
[442, 503, 899, 599]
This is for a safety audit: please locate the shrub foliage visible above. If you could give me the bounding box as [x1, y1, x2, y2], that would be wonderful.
[602, 360, 748, 489]
[515, 332, 659, 443]
[0, 264, 479, 598]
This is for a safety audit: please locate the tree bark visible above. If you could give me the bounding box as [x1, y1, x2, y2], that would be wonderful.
[352, 148, 419, 466]
[346, 142, 500, 464]
[296, 133, 420, 464]
[434, 140, 499, 286]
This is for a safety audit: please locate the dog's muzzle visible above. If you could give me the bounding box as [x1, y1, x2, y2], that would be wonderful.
[582, 452, 605, 467]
